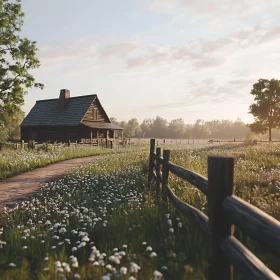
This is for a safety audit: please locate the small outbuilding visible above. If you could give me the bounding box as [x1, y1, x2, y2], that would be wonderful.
[20, 89, 124, 143]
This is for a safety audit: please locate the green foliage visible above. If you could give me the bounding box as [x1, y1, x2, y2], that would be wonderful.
[248, 79, 280, 141]
[1, 107, 24, 139]
[0, 0, 43, 118]
[244, 134, 257, 146]
[0, 121, 8, 143]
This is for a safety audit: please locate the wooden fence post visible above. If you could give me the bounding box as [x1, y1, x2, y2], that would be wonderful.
[21, 140, 24, 150]
[148, 139, 155, 187]
[162, 150, 170, 203]
[28, 140, 33, 149]
[155, 147, 161, 199]
[208, 156, 234, 280]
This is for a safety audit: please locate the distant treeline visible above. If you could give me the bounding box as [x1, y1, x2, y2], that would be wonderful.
[111, 116, 280, 140]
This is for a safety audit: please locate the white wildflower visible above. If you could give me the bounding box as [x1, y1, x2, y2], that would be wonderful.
[81, 235, 90, 242]
[150, 252, 157, 258]
[71, 261, 79, 268]
[154, 270, 163, 280]
[108, 255, 120, 265]
[130, 262, 141, 273]
[120, 267, 127, 275]
[146, 246, 152, 252]
[54, 261, 62, 268]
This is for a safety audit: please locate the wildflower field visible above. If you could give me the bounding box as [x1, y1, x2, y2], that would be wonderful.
[0, 144, 119, 179]
[0, 143, 280, 279]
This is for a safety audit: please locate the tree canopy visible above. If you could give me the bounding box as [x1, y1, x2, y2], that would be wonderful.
[0, 0, 43, 119]
[248, 79, 280, 141]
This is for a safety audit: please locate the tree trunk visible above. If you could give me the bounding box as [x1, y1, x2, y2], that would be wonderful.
[269, 125, 272, 142]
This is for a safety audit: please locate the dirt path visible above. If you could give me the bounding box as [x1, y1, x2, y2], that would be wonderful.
[0, 155, 101, 209]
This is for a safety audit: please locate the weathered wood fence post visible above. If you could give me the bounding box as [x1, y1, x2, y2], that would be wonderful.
[21, 140, 24, 150]
[28, 140, 35, 149]
[148, 139, 155, 187]
[162, 149, 170, 203]
[155, 147, 161, 198]
[208, 156, 234, 280]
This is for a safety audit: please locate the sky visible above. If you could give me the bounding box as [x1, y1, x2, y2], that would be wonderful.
[20, 0, 280, 124]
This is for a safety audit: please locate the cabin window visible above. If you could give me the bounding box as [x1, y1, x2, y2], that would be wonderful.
[92, 108, 98, 120]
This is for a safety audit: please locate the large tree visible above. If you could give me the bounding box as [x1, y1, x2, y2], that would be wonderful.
[140, 118, 153, 138]
[248, 79, 280, 141]
[126, 118, 140, 137]
[169, 118, 185, 139]
[0, 0, 43, 119]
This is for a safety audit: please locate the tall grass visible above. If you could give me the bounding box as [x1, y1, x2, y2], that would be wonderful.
[0, 144, 148, 180]
[0, 143, 280, 279]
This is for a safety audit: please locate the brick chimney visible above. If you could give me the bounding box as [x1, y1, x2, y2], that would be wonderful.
[58, 89, 70, 112]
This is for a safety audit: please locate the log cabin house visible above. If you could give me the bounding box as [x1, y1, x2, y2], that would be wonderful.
[20, 89, 124, 144]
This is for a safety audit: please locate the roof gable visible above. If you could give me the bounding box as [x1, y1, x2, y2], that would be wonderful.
[81, 96, 111, 123]
[21, 95, 96, 127]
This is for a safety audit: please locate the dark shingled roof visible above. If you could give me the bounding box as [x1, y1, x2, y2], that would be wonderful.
[21, 95, 96, 127]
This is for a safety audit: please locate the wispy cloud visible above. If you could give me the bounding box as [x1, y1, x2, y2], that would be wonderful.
[37, 22, 280, 74]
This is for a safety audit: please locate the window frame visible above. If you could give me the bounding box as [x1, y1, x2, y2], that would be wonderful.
[92, 108, 98, 121]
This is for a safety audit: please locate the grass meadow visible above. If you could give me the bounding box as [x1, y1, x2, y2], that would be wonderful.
[0, 144, 126, 179]
[0, 143, 280, 279]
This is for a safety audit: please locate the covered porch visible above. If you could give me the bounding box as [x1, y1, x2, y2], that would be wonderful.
[79, 121, 124, 146]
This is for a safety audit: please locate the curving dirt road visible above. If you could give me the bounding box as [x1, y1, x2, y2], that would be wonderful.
[0, 155, 101, 209]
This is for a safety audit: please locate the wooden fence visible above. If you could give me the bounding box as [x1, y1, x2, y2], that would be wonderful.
[147, 139, 280, 280]
[1, 138, 128, 151]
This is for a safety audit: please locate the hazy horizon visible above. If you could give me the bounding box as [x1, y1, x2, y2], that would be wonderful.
[21, 0, 280, 124]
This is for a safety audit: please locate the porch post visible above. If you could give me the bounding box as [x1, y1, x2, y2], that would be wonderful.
[97, 130, 99, 147]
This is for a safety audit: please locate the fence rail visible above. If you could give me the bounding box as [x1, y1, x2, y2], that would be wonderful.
[147, 138, 280, 280]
